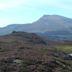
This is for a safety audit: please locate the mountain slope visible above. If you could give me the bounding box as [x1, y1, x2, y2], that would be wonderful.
[38, 30, 72, 41]
[0, 31, 46, 45]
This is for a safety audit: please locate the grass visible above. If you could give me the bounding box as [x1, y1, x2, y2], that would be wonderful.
[54, 45, 72, 53]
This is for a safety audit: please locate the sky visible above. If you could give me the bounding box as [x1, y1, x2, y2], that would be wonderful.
[0, 0, 72, 27]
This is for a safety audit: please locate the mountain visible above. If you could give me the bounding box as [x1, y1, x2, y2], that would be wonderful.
[0, 15, 72, 35]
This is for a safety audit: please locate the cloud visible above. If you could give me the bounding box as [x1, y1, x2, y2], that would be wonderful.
[0, 0, 25, 10]
[21, 0, 72, 10]
[32, 0, 72, 9]
[0, 0, 72, 10]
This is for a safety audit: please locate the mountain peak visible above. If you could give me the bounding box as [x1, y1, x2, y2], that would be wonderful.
[38, 14, 70, 23]
[41, 14, 66, 19]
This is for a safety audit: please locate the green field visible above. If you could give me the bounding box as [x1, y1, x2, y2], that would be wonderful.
[54, 45, 72, 53]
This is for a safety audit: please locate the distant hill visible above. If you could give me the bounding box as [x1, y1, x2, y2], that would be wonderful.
[0, 31, 46, 45]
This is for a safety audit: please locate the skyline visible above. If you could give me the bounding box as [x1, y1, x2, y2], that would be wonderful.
[0, 0, 72, 27]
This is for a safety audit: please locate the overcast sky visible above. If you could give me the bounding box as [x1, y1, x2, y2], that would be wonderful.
[0, 0, 72, 27]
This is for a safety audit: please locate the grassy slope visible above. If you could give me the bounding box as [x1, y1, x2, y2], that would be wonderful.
[0, 32, 72, 72]
[54, 45, 72, 53]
